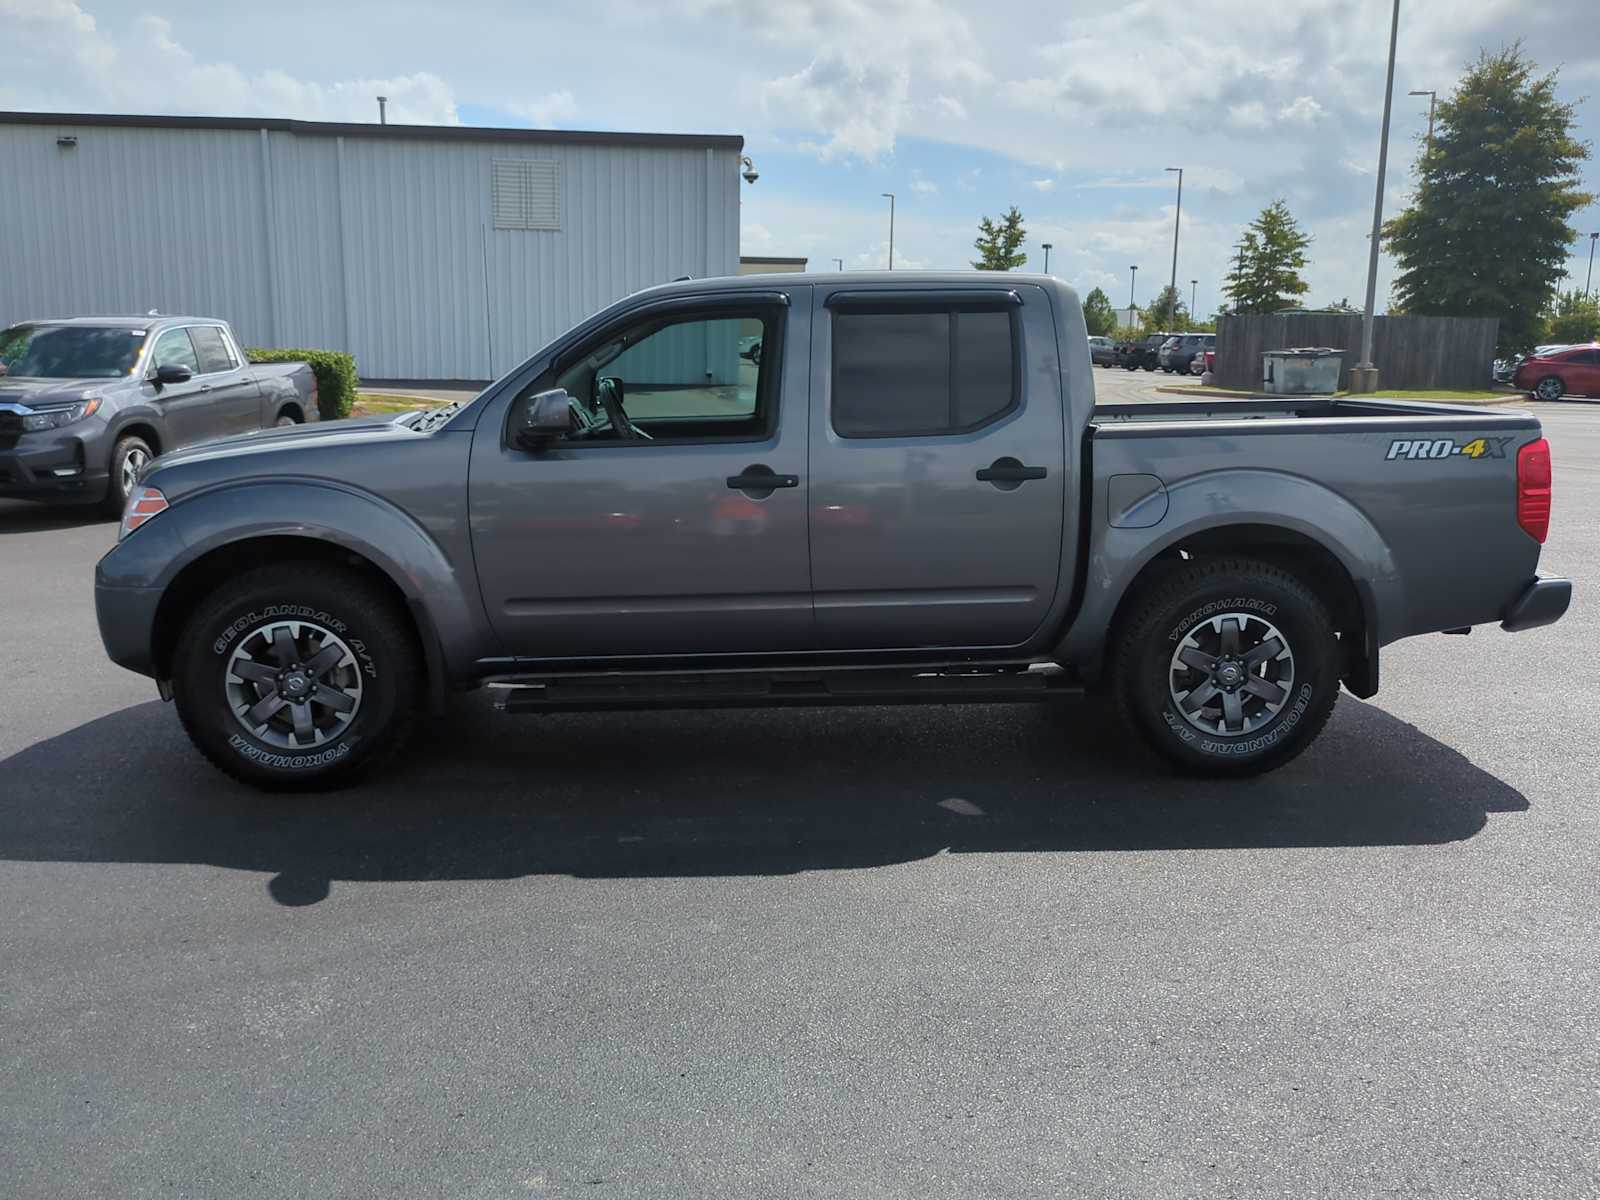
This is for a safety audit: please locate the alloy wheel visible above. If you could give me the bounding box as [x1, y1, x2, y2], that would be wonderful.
[1168, 612, 1296, 737]
[224, 619, 365, 749]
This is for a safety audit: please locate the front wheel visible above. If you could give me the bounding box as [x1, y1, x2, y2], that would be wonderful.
[1534, 376, 1564, 402]
[172, 563, 422, 789]
[102, 434, 153, 515]
[1110, 558, 1340, 776]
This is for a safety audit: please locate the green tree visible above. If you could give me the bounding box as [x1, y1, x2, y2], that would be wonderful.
[972, 207, 1028, 270]
[1223, 199, 1312, 313]
[1545, 290, 1600, 344]
[1082, 286, 1118, 335]
[1383, 46, 1594, 355]
[1142, 284, 1189, 331]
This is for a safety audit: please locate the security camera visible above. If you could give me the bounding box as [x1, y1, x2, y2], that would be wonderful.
[740, 155, 758, 185]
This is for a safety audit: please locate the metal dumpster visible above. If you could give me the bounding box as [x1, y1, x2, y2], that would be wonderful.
[1262, 347, 1343, 395]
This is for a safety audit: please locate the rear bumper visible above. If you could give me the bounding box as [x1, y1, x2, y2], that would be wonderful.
[1501, 574, 1572, 633]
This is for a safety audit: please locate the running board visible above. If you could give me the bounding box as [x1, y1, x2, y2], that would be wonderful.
[492, 666, 1082, 714]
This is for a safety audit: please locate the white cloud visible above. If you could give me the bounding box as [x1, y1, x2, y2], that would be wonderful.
[910, 171, 937, 194]
[933, 95, 968, 121]
[1030, 178, 1056, 192]
[763, 51, 908, 161]
[1279, 95, 1324, 124]
[510, 90, 578, 128]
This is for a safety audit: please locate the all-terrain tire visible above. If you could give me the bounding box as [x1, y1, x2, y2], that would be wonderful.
[171, 562, 422, 790]
[1109, 557, 1340, 776]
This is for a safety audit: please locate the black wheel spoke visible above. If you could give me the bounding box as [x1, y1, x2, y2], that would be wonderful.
[1177, 647, 1217, 672]
[290, 701, 315, 743]
[1221, 690, 1245, 732]
[1242, 637, 1285, 668]
[1218, 618, 1242, 657]
[1181, 681, 1219, 712]
[270, 625, 298, 666]
[1242, 676, 1288, 705]
[228, 659, 278, 684]
[244, 693, 286, 726]
[314, 687, 356, 714]
[304, 643, 346, 679]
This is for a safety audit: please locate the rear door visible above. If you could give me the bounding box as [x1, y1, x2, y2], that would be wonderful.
[187, 324, 261, 433]
[807, 285, 1066, 650]
[470, 289, 814, 659]
[1570, 347, 1600, 397]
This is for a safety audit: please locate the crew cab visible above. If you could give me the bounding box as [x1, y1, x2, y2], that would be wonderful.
[0, 316, 316, 512]
[93, 274, 1570, 789]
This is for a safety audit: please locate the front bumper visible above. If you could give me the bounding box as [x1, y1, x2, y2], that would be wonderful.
[0, 433, 107, 499]
[95, 582, 163, 677]
[1501, 574, 1572, 633]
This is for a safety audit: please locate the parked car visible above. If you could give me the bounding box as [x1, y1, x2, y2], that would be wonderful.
[1125, 332, 1175, 370]
[1161, 333, 1216, 373]
[0, 317, 317, 513]
[1191, 348, 1216, 376]
[94, 273, 1569, 790]
[1513, 344, 1600, 401]
[1088, 335, 1117, 366]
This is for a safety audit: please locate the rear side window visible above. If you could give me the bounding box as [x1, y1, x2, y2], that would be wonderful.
[832, 307, 1016, 438]
[189, 326, 238, 374]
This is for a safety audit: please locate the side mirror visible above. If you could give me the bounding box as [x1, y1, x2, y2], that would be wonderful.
[154, 363, 193, 385]
[509, 387, 574, 451]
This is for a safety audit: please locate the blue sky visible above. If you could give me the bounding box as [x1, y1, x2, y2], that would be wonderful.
[7, 0, 1598, 317]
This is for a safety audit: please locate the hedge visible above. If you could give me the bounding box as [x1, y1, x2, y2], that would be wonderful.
[245, 348, 359, 421]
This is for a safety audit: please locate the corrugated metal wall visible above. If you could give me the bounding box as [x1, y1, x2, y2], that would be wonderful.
[0, 121, 742, 381]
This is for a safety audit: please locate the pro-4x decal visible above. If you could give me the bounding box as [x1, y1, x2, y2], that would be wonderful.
[1385, 437, 1512, 461]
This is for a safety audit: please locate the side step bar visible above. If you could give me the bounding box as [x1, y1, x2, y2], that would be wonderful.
[492, 666, 1083, 715]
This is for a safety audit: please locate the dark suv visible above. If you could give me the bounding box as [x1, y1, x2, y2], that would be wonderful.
[1159, 333, 1216, 374]
[1125, 332, 1175, 371]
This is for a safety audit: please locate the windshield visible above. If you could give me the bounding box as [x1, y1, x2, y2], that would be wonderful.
[0, 325, 147, 379]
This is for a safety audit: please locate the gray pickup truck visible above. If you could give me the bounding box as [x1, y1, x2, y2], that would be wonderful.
[93, 274, 1570, 789]
[0, 316, 317, 512]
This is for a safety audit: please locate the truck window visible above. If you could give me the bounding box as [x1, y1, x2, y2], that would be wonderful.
[150, 328, 200, 375]
[832, 308, 1016, 437]
[549, 309, 780, 443]
[189, 326, 238, 374]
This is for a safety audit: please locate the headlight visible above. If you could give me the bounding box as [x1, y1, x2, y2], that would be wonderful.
[21, 397, 100, 431]
[119, 486, 168, 540]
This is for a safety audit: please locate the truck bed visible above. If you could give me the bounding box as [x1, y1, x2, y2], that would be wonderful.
[1091, 396, 1525, 426]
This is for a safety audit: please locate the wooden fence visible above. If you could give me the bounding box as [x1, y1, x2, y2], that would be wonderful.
[1213, 313, 1499, 393]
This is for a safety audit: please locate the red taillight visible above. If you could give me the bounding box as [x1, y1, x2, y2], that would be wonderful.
[1516, 437, 1552, 543]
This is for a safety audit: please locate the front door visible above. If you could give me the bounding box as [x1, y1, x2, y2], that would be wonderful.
[144, 327, 222, 448]
[806, 285, 1067, 650]
[470, 290, 814, 660]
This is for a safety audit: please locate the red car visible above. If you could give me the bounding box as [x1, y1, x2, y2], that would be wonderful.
[1514, 343, 1600, 401]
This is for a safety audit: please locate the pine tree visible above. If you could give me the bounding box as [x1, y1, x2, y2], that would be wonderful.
[1223, 200, 1312, 313]
[972, 207, 1028, 271]
[1383, 46, 1593, 355]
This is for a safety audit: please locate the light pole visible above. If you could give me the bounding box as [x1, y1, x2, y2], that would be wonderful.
[832, 257, 844, 271]
[1165, 167, 1183, 329]
[1042, 243, 1053, 274]
[376, 96, 388, 125]
[1190, 279, 1198, 325]
[1586, 232, 1598, 299]
[1128, 265, 1139, 324]
[1408, 89, 1437, 154]
[881, 192, 895, 270]
[1354, 0, 1402, 394]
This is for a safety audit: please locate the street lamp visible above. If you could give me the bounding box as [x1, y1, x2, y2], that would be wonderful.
[1408, 89, 1437, 154]
[1586, 232, 1598, 300]
[1042, 242, 1053, 274]
[1165, 167, 1183, 329]
[832, 257, 844, 271]
[881, 192, 895, 270]
[1128, 265, 1139, 323]
[1190, 279, 1198, 324]
[1354, 0, 1402, 393]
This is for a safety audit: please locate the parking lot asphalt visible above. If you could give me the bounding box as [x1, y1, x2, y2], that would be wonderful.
[2, 402, 1597, 1198]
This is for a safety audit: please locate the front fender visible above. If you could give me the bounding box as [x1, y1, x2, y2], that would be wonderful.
[1056, 468, 1404, 664]
[99, 478, 497, 686]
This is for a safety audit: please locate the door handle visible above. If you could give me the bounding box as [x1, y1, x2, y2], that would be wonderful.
[199, 384, 213, 393]
[727, 465, 799, 493]
[976, 457, 1048, 485]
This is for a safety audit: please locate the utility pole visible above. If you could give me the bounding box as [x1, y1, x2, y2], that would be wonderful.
[880, 193, 895, 270]
[1128, 265, 1139, 324]
[1354, 0, 1401, 394]
[1190, 279, 1198, 325]
[1165, 167, 1183, 329]
[832, 257, 844, 271]
[1587, 232, 1598, 300]
[1408, 89, 1437, 154]
[376, 96, 388, 125]
[1042, 243, 1053, 274]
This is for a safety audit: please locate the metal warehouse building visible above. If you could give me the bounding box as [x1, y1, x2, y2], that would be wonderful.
[0, 112, 745, 381]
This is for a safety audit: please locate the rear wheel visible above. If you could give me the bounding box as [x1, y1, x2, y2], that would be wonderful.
[275, 411, 302, 427]
[1110, 558, 1340, 776]
[1534, 376, 1564, 402]
[102, 434, 152, 516]
[172, 563, 422, 789]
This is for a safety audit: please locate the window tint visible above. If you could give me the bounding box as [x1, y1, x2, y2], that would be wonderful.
[189, 326, 237, 374]
[832, 308, 1015, 437]
[150, 329, 199, 373]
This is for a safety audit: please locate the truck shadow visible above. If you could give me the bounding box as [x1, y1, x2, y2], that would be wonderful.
[0, 695, 1527, 906]
[0, 498, 113, 534]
